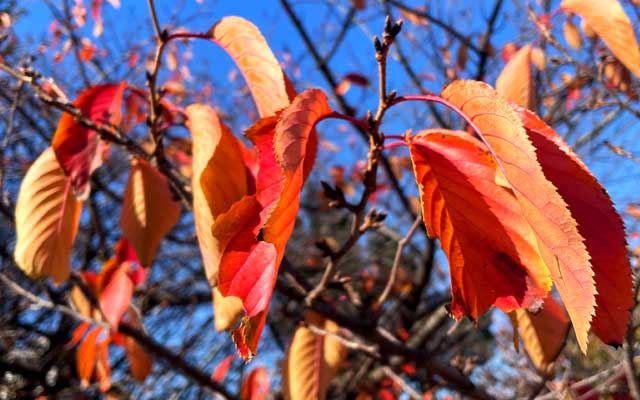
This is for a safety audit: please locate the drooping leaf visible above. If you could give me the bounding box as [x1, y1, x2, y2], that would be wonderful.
[283, 312, 347, 400]
[77, 327, 101, 386]
[515, 296, 570, 374]
[208, 16, 289, 118]
[495, 45, 535, 110]
[94, 335, 112, 392]
[213, 287, 244, 332]
[515, 107, 633, 346]
[563, 19, 582, 50]
[217, 89, 328, 358]
[98, 261, 133, 329]
[185, 104, 254, 287]
[240, 367, 270, 400]
[441, 80, 595, 352]
[120, 158, 182, 267]
[561, 0, 640, 79]
[408, 129, 550, 318]
[14, 147, 82, 283]
[124, 306, 152, 382]
[52, 82, 126, 198]
[211, 354, 235, 383]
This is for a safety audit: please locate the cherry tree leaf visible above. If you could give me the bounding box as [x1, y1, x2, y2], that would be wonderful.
[408, 129, 550, 319]
[496, 44, 535, 110]
[441, 80, 594, 352]
[52, 82, 126, 198]
[120, 158, 181, 267]
[515, 107, 633, 346]
[186, 104, 253, 287]
[77, 327, 101, 387]
[561, 0, 640, 79]
[211, 354, 235, 383]
[14, 147, 82, 283]
[213, 287, 244, 332]
[515, 297, 569, 374]
[209, 16, 289, 118]
[98, 262, 133, 329]
[240, 367, 270, 400]
[124, 306, 152, 382]
[282, 312, 347, 400]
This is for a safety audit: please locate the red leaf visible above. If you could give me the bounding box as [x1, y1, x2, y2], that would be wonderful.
[408, 129, 549, 318]
[240, 367, 270, 400]
[516, 107, 633, 346]
[98, 262, 133, 329]
[211, 355, 235, 383]
[441, 80, 594, 352]
[52, 82, 126, 198]
[67, 322, 92, 349]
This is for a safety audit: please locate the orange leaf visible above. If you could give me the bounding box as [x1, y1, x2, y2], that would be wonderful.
[515, 297, 570, 373]
[561, 0, 640, 79]
[563, 19, 582, 50]
[14, 147, 82, 283]
[496, 45, 535, 110]
[124, 307, 152, 382]
[98, 262, 133, 329]
[186, 104, 254, 286]
[441, 80, 594, 352]
[282, 312, 347, 400]
[95, 336, 112, 392]
[120, 158, 182, 267]
[52, 82, 126, 198]
[77, 327, 101, 386]
[408, 129, 549, 318]
[240, 367, 270, 400]
[209, 17, 289, 118]
[516, 107, 633, 346]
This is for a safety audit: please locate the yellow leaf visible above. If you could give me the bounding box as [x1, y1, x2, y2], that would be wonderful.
[213, 287, 244, 332]
[120, 158, 181, 267]
[516, 297, 570, 374]
[561, 0, 640, 79]
[14, 147, 82, 283]
[283, 312, 347, 400]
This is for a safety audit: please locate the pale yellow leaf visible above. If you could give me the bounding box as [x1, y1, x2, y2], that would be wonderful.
[561, 0, 640, 78]
[14, 147, 82, 283]
[213, 287, 244, 332]
[496, 45, 536, 109]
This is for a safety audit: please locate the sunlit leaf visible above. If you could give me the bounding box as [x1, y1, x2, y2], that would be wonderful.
[52, 82, 126, 198]
[283, 312, 347, 400]
[408, 129, 550, 318]
[561, 0, 640, 79]
[496, 45, 535, 110]
[516, 106, 633, 346]
[441, 80, 594, 352]
[14, 147, 82, 283]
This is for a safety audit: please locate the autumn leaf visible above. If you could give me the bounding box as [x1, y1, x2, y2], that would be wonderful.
[282, 312, 347, 400]
[120, 158, 182, 268]
[14, 147, 82, 283]
[124, 306, 152, 382]
[240, 367, 270, 400]
[336, 73, 370, 95]
[98, 261, 133, 329]
[515, 297, 570, 374]
[211, 354, 235, 383]
[561, 0, 640, 79]
[408, 129, 550, 319]
[562, 19, 582, 50]
[495, 45, 535, 110]
[213, 287, 244, 332]
[186, 104, 254, 286]
[52, 82, 126, 198]
[77, 327, 102, 387]
[208, 16, 290, 118]
[515, 106, 633, 346]
[440, 80, 594, 352]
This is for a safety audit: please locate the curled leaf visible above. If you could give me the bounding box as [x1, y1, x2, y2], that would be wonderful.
[496, 45, 535, 110]
[14, 147, 82, 283]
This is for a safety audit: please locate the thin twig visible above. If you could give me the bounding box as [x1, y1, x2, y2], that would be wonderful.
[375, 215, 422, 307]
